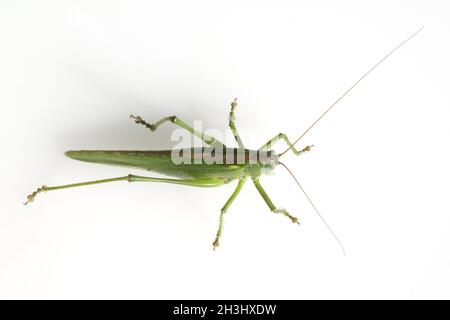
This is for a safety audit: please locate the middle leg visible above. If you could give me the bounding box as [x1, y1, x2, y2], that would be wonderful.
[228, 98, 245, 148]
[212, 177, 247, 249]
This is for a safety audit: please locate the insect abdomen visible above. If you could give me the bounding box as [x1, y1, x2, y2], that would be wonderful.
[64, 149, 248, 180]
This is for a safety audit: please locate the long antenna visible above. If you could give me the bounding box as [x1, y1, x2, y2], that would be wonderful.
[280, 162, 346, 255]
[280, 26, 424, 156]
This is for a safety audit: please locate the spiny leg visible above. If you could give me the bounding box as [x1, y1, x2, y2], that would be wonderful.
[130, 114, 224, 147]
[228, 98, 245, 148]
[252, 178, 300, 224]
[24, 175, 227, 205]
[259, 133, 313, 156]
[212, 177, 247, 249]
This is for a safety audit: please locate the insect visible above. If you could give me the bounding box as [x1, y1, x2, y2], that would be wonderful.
[25, 27, 423, 252]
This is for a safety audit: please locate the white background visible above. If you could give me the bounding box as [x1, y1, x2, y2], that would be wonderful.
[1, 0, 449, 299]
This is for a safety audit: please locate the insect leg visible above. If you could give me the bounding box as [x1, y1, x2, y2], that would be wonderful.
[259, 133, 313, 156]
[212, 177, 247, 249]
[24, 175, 227, 204]
[129, 115, 224, 147]
[251, 177, 300, 224]
[228, 98, 245, 148]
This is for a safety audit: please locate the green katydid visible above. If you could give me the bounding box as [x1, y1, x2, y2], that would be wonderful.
[25, 27, 423, 252]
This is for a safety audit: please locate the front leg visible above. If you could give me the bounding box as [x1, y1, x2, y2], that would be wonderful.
[252, 178, 300, 224]
[259, 133, 313, 156]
